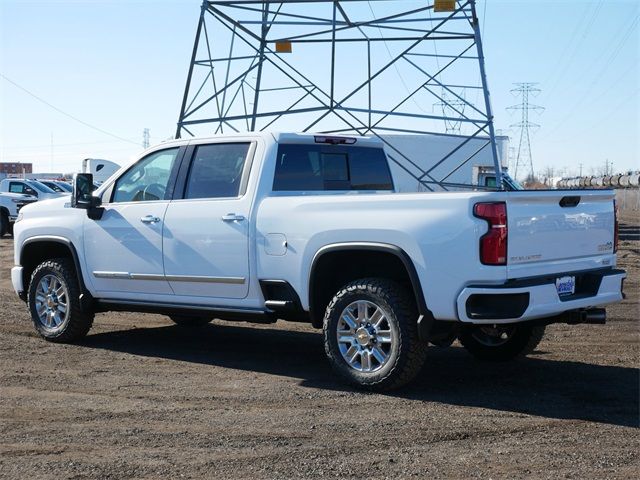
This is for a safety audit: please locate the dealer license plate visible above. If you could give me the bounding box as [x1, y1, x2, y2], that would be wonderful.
[556, 276, 576, 296]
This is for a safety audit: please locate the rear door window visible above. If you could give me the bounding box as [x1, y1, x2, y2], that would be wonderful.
[184, 143, 251, 199]
[273, 144, 393, 191]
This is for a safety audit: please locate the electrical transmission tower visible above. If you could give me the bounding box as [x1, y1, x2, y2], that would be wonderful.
[507, 83, 544, 182]
[142, 128, 150, 149]
[433, 91, 467, 134]
[176, 0, 505, 191]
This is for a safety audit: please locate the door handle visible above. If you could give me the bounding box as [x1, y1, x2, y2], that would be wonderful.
[140, 215, 161, 224]
[221, 213, 245, 222]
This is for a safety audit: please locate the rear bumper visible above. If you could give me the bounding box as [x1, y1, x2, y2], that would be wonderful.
[457, 268, 626, 324]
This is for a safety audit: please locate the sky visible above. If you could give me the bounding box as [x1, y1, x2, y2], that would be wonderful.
[0, 0, 638, 178]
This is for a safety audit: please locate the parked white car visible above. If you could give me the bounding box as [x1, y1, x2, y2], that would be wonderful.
[11, 133, 626, 390]
[0, 192, 36, 237]
[0, 178, 65, 201]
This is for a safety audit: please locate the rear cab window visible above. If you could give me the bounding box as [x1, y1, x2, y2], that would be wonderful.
[273, 144, 394, 192]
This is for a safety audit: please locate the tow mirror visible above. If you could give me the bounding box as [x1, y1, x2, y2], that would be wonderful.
[72, 173, 96, 208]
[72, 173, 102, 219]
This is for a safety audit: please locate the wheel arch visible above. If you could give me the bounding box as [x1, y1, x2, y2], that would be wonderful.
[308, 242, 434, 339]
[20, 236, 92, 309]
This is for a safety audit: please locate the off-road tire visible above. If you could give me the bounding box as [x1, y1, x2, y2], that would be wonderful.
[323, 278, 427, 391]
[28, 258, 94, 342]
[459, 324, 546, 361]
[169, 315, 213, 327]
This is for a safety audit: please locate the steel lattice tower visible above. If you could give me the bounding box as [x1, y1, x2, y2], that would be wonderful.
[507, 82, 544, 182]
[176, 0, 504, 190]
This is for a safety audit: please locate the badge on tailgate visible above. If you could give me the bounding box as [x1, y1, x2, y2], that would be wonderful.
[556, 276, 576, 296]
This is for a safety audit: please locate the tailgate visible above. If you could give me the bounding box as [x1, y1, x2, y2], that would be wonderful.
[506, 190, 616, 278]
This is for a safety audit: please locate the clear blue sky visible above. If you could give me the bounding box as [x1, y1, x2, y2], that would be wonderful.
[1, 0, 638, 177]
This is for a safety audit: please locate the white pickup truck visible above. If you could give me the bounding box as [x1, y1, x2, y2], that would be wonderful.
[0, 191, 36, 237]
[11, 133, 626, 390]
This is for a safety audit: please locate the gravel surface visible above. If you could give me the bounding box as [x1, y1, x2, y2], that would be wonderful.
[0, 224, 638, 479]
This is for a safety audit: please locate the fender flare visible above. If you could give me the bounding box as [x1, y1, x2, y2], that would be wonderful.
[308, 242, 435, 340]
[20, 235, 93, 310]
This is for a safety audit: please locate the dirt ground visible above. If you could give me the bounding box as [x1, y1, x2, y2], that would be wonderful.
[0, 214, 638, 479]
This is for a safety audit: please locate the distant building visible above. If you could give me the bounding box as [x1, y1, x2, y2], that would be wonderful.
[0, 162, 32, 176]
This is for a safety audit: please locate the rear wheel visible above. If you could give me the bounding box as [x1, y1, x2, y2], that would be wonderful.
[28, 258, 94, 342]
[323, 278, 427, 391]
[169, 315, 213, 327]
[459, 324, 545, 361]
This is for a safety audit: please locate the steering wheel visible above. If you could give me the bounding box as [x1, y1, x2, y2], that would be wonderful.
[142, 183, 166, 201]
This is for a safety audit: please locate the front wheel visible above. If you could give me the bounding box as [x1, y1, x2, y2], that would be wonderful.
[28, 258, 94, 342]
[323, 278, 427, 391]
[459, 324, 545, 361]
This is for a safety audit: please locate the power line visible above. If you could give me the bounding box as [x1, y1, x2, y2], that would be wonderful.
[540, 14, 638, 138]
[0, 73, 139, 146]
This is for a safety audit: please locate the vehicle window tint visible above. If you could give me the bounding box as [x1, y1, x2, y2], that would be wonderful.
[185, 143, 250, 199]
[273, 144, 393, 191]
[112, 148, 179, 203]
[9, 183, 24, 194]
[43, 182, 63, 192]
[348, 148, 394, 190]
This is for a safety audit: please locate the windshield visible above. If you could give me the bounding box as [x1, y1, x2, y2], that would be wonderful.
[56, 182, 73, 192]
[27, 180, 58, 194]
[41, 181, 65, 192]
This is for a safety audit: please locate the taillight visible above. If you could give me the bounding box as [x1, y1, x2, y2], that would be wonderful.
[474, 202, 508, 265]
[613, 200, 619, 253]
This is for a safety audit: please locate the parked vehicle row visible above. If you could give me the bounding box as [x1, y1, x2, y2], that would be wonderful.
[10, 133, 626, 390]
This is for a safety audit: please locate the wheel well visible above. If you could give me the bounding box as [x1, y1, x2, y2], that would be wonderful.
[21, 241, 78, 292]
[309, 247, 425, 327]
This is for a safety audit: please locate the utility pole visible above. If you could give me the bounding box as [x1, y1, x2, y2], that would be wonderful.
[142, 128, 150, 149]
[579, 163, 583, 177]
[507, 83, 544, 182]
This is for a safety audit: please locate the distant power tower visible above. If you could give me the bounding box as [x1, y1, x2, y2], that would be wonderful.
[507, 83, 544, 181]
[176, 0, 505, 191]
[142, 128, 150, 149]
[433, 91, 467, 134]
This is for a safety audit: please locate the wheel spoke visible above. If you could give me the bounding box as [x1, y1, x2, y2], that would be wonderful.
[372, 346, 387, 364]
[345, 346, 359, 365]
[377, 330, 393, 343]
[360, 350, 371, 371]
[341, 310, 358, 330]
[357, 302, 367, 322]
[370, 308, 384, 329]
[337, 332, 354, 344]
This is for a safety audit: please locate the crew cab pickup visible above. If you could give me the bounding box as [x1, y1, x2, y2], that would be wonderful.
[11, 133, 626, 390]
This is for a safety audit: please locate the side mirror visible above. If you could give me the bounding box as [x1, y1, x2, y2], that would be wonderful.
[72, 173, 101, 210]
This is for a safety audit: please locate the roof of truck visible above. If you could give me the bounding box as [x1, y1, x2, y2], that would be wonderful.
[149, 132, 384, 150]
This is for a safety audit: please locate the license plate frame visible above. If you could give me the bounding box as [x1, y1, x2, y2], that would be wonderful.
[556, 275, 576, 296]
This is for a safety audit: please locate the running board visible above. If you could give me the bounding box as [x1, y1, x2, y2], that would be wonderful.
[95, 299, 276, 324]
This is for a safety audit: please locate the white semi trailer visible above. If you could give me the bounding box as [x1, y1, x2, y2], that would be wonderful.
[82, 158, 121, 184]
